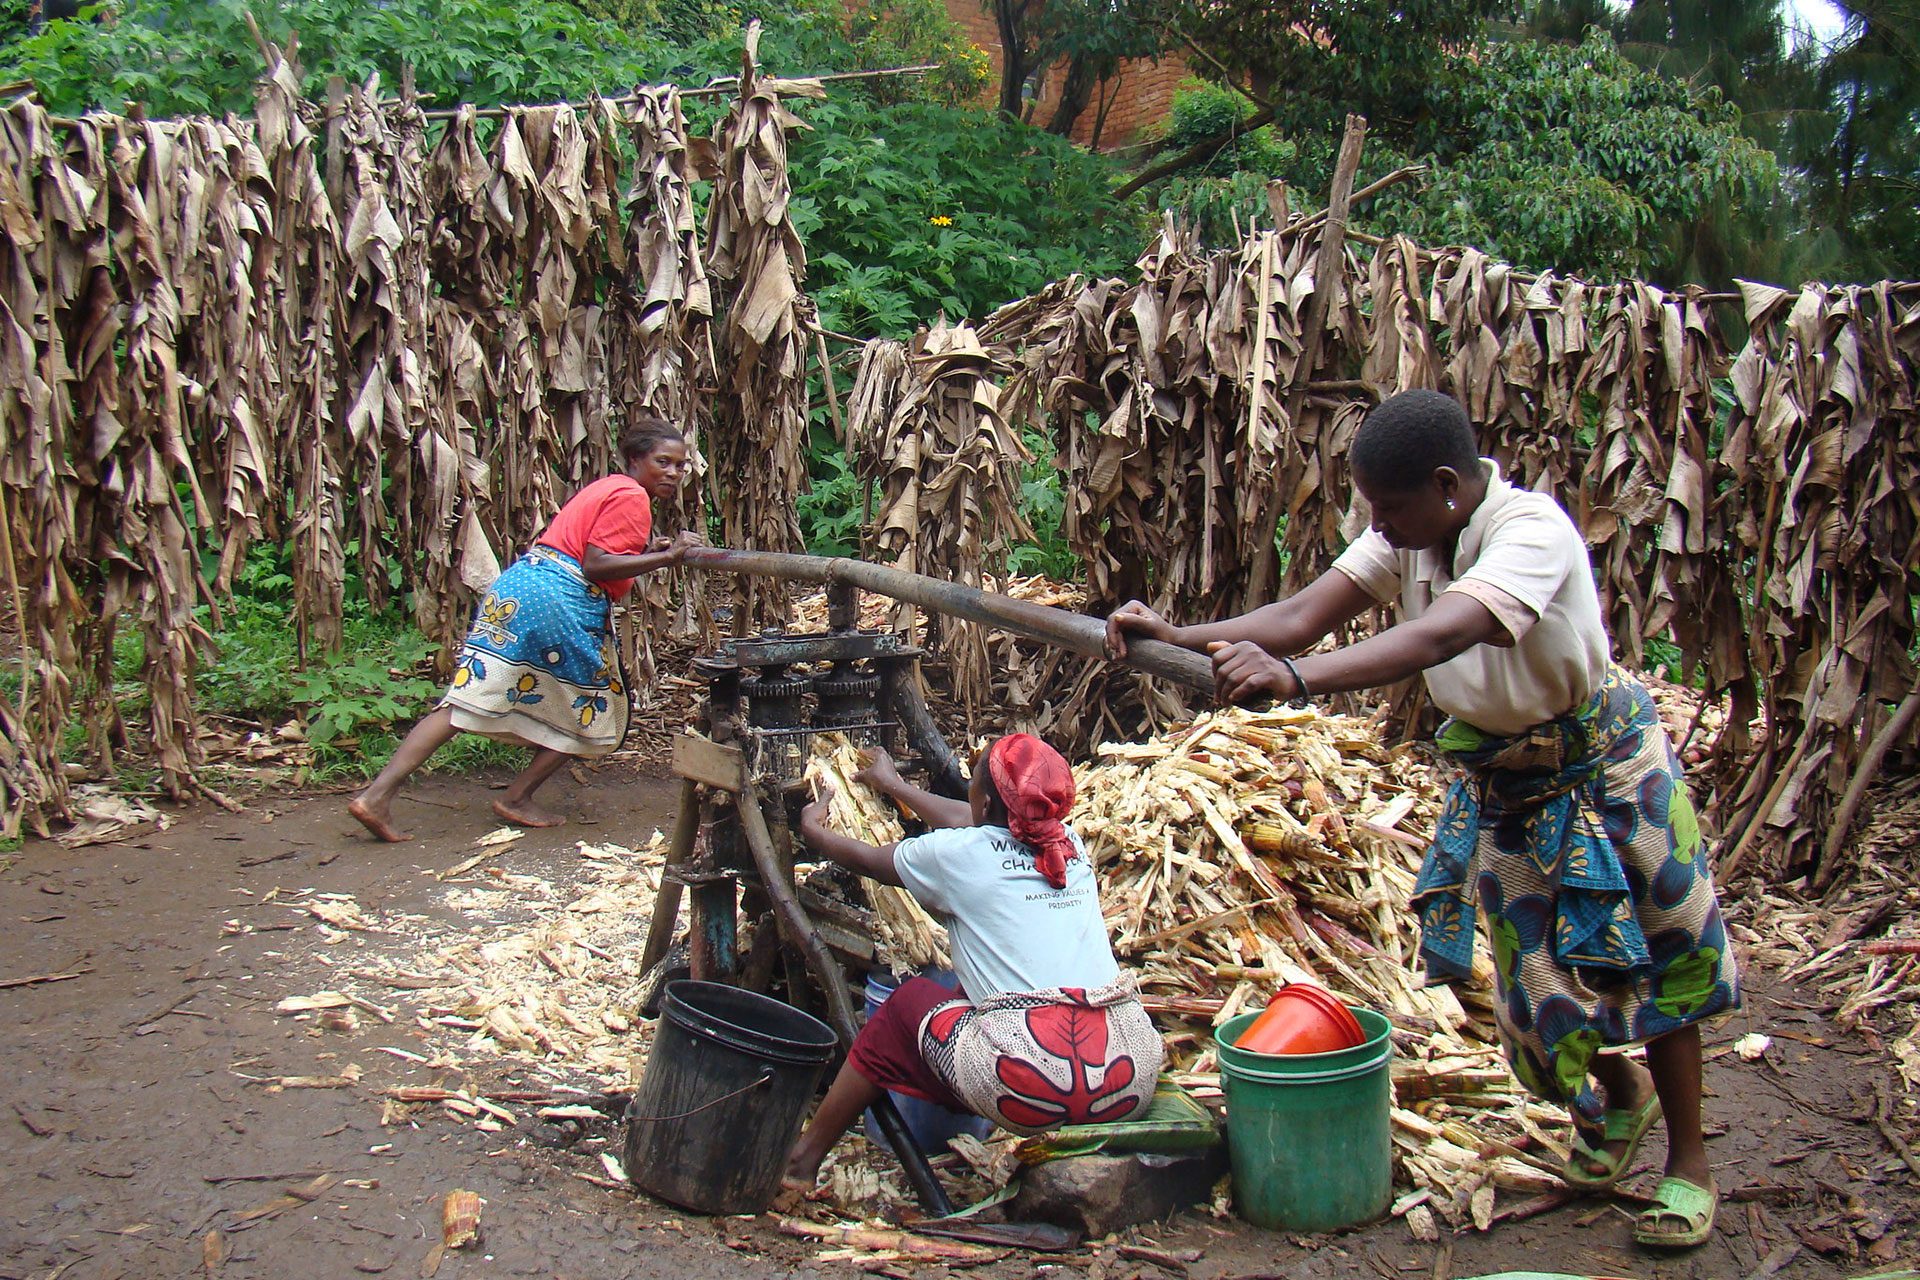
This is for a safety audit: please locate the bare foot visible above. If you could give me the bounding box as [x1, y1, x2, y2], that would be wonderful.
[491, 797, 567, 829]
[348, 796, 411, 843]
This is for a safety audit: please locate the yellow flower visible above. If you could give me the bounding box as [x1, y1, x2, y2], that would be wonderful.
[929, 215, 953, 227]
[478, 596, 518, 631]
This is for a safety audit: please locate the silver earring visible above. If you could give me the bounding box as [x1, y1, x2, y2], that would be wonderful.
[1446, 500, 1455, 511]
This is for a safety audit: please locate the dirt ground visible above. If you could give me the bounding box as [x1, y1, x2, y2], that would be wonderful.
[2, 763, 1915, 1280]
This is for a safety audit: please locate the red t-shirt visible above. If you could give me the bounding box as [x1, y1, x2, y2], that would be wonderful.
[537, 475, 654, 601]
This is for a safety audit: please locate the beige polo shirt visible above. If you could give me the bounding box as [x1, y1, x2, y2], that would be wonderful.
[1330, 461, 1609, 735]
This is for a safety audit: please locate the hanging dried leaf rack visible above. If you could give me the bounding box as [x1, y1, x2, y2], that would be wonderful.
[867, 216, 1920, 884]
[0, 30, 853, 833]
[2, 47, 1916, 890]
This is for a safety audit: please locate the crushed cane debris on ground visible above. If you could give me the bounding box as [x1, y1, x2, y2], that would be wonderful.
[252, 629, 1920, 1241]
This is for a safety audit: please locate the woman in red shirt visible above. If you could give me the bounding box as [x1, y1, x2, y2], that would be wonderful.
[349, 420, 701, 842]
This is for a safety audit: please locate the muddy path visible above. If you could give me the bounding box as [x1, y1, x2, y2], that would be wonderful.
[2, 768, 1914, 1280]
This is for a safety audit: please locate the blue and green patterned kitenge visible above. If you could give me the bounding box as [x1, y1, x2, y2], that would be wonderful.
[1412, 665, 1739, 1121]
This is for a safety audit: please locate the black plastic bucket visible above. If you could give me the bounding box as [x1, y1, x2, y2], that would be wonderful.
[624, 980, 839, 1215]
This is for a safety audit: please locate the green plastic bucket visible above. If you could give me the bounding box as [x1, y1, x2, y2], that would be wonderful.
[1216, 1005, 1393, 1233]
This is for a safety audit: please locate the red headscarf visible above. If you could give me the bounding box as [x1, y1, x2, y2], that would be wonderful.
[986, 734, 1078, 890]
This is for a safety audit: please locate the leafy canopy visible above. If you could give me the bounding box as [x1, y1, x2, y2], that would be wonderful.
[1796, 1, 1920, 280]
[1164, 0, 1506, 141]
[1154, 30, 1778, 281]
[0, 0, 986, 117]
[2, 0, 675, 116]
[791, 95, 1140, 336]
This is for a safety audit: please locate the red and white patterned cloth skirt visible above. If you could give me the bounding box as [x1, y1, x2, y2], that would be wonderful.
[901, 974, 1162, 1135]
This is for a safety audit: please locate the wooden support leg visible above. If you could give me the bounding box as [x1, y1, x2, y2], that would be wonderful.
[687, 871, 739, 982]
[734, 786, 953, 1217]
[639, 778, 700, 975]
[739, 887, 781, 994]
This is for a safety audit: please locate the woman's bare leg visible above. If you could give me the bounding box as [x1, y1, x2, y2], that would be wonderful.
[1646, 1025, 1711, 1185]
[783, 1061, 886, 1190]
[348, 707, 459, 842]
[491, 748, 574, 828]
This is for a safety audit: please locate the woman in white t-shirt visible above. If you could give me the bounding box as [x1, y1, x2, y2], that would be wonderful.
[782, 734, 1161, 1196]
[1107, 390, 1737, 1250]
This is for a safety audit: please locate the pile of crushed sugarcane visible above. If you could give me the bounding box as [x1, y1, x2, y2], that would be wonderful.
[807, 708, 1582, 1234]
[1065, 705, 1575, 1235]
[267, 830, 674, 1088]
[1738, 781, 1920, 1097]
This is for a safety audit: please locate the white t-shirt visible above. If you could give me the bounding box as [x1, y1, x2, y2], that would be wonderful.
[892, 825, 1120, 1001]
[1330, 460, 1610, 735]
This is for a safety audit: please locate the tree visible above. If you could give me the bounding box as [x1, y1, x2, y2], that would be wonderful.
[1516, 0, 1615, 42]
[1395, 31, 1779, 280]
[1165, 0, 1506, 142]
[982, 0, 1165, 128]
[1037, 0, 1163, 140]
[1146, 30, 1778, 283]
[1516, 0, 1820, 284]
[1798, 1, 1920, 278]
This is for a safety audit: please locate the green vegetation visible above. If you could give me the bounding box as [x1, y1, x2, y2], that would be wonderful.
[793, 96, 1139, 335]
[41, 545, 514, 785]
[795, 425, 869, 559]
[1005, 430, 1077, 580]
[190, 548, 488, 780]
[1145, 0, 1914, 284]
[4, 0, 658, 117]
[1149, 31, 1777, 280]
[1520, 0, 1918, 283]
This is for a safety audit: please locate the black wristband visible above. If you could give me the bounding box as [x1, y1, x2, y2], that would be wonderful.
[1277, 656, 1311, 702]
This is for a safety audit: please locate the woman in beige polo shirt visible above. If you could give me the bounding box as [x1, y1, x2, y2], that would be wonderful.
[1107, 389, 1738, 1250]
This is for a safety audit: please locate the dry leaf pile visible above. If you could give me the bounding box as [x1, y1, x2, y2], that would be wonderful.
[614, 86, 717, 689]
[846, 321, 1032, 713]
[703, 24, 822, 631]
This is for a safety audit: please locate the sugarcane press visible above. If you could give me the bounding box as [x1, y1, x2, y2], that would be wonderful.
[636, 582, 968, 1213]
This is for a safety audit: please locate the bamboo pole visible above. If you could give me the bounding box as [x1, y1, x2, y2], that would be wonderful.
[1242, 113, 1366, 611]
[1813, 674, 1920, 891]
[27, 64, 938, 129]
[414, 64, 936, 121]
[681, 547, 1216, 693]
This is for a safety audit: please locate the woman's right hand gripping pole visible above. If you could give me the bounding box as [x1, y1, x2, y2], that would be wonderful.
[1104, 600, 1178, 658]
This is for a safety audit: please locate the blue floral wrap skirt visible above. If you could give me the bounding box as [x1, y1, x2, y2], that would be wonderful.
[439, 547, 628, 756]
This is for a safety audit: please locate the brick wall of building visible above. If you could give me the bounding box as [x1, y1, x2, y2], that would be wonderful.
[942, 3, 1190, 150]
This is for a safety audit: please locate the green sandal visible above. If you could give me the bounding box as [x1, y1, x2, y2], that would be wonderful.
[1563, 1093, 1663, 1189]
[1634, 1176, 1718, 1248]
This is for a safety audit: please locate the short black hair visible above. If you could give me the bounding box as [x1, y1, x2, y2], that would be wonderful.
[618, 416, 685, 467]
[1349, 390, 1482, 493]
